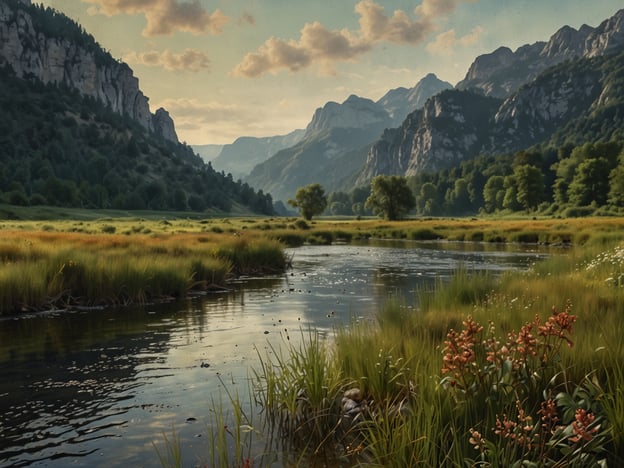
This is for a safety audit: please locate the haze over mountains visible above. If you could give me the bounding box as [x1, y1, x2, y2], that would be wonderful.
[196, 8, 624, 204]
[202, 74, 452, 201]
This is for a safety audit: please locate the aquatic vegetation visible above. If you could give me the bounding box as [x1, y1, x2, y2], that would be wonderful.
[0, 230, 287, 314]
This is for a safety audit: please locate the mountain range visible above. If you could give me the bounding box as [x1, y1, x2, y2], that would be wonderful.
[0, 0, 273, 215]
[209, 8, 624, 203]
[2, 0, 624, 213]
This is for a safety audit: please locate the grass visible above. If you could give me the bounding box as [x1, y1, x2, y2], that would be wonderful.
[2, 214, 624, 464]
[202, 237, 624, 466]
[0, 229, 287, 314]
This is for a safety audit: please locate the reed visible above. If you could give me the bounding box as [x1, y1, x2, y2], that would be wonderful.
[0, 230, 287, 314]
[244, 241, 624, 466]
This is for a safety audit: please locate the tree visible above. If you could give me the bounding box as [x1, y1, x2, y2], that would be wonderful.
[483, 175, 505, 213]
[288, 183, 328, 220]
[365, 175, 415, 221]
[568, 157, 611, 207]
[514, 165, 544, 211]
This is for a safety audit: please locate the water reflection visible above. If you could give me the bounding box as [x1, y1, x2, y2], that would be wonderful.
[0, 242, 549, 467]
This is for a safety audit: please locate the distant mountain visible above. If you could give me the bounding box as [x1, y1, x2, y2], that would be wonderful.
[208, 129, 304, 179]
[0, 0, 274, 215]
[359, 50, 624, 184]
[456, 9, 624, 97]
[194, 144, 224, 163]
[377, 73, 453, 124]
[243, 75, 449, 202]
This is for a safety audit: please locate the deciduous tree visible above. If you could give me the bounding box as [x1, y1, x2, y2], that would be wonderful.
[366, 175, 415, 221]
[288, 183, 327, 220]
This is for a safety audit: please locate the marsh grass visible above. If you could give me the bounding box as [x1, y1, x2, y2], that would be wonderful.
[0, 230, 287, 314]
[237, 240, 624, 466]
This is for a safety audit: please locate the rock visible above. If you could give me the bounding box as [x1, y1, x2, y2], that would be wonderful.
[343, 387, 362, 402]
[0, 0, 179, 142]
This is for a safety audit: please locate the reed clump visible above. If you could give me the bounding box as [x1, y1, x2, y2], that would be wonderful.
[0, 230, 287, 315]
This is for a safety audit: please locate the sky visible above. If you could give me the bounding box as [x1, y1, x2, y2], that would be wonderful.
[40, 0, 624, 145]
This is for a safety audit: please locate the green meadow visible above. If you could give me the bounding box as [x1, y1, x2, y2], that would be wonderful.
[2, 214, 624, 465]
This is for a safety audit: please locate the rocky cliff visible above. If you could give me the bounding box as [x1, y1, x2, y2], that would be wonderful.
[357, 90, 501, 184]
[357, 9, 624, 185]
[457, 9, 624, 98]
[360, 50, 624, 185]
[0, 0, 178, 142]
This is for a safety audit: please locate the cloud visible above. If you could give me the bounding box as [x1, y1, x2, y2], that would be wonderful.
[124, 49, 210, 72]
[82, 0, 229, 36]
[232, 0, 478, 78]
[425, 26, 483, 56]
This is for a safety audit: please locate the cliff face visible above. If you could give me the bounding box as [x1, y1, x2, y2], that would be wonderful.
[357, 90, 501, 184]
[356, 9, 624, 185]
[0, 0, 177, 142]
[457, 9, 624, 98]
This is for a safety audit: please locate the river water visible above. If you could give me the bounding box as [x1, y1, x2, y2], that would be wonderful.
[0, 241, 548, 467]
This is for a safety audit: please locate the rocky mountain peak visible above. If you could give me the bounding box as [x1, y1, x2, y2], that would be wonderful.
[377, 73, 453, 124]
[304, 94, 390, 137]
[0, 0, 178, 143]
[457, 9, 624, 98]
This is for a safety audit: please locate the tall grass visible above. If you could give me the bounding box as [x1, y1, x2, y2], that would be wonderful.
[0, 231, 287, 314]
[239, 241, 624, 466]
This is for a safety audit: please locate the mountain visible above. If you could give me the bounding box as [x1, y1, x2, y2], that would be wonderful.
[194, 144, 224, 163]
[243, 76, 450, 202]
[207, 129, 305, 179]
[377, 73, 453, 124]
[0, 0, 177, 142]
[358, 9, 624, 185]
[244, 95, 393, 202]
[456, 9, 624, 98]
[0, 0, 274, 215]
[360, 50, 624, 184]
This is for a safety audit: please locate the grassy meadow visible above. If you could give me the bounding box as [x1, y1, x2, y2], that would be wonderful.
[2, 212, 624, 465]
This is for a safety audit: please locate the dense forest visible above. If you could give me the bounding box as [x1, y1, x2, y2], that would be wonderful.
[325, 139, 624, 218]
[0, 65, 274, 215]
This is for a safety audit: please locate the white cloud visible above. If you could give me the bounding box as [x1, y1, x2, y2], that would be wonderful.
[426, 26, 483, 56]
[82, 0, 229, 36]
[124, 49, 210, 72]
[232, 0, 479, 78]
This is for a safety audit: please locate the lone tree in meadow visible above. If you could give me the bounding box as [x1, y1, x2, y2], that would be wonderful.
[365, 175, 415, 221]
[288, 183, 328, 220]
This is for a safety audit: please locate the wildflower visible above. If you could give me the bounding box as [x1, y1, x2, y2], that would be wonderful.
[469, 428, 486, 452]
[569, 409, 599, 444]
[516, 320, 537, 357]
[494, 414, 517, 438]
[441, 316, 483, 387]
[538, 398, 559, 430]
[539, 303, 576, 347]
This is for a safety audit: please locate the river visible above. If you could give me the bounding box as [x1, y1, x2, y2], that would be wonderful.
[0, 241, 548, 467]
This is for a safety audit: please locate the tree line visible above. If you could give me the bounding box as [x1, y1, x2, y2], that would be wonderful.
[309, 140, 624, 219]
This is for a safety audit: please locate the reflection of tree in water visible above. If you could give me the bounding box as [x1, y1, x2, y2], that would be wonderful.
[0, 305, 178, 467]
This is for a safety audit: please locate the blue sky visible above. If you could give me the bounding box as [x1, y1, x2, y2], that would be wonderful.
[41, 0, 623, 145]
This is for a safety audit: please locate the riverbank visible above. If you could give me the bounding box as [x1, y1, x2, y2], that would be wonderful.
[191, 227, 623, 466]
[3, 215, 624, 315]
[0, 229, 286, 315]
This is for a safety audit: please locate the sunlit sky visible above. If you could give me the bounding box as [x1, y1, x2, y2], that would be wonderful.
[40, 0, 623, 145]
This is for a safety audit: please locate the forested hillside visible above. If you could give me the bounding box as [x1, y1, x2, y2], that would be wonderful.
[0, 66, 273, 214]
